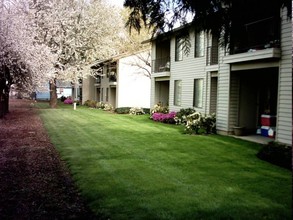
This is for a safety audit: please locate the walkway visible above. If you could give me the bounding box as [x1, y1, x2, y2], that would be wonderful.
[233, 134, 273, 145]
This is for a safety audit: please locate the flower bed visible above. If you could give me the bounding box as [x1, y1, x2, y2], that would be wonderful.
[151, 111, 176, 124]
[64, 98, 73, 104]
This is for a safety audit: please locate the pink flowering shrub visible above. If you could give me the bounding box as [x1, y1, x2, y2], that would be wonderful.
[64, 98, 73, 104]
[151, 111, 176, 124]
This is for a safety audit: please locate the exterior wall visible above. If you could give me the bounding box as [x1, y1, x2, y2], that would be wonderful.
[36, 91, 50, 100]
[100, 66, 111, 103]
[72, 84, 82, 101]
[117, 52, 151, 108]
[150, 7, 291, 145]
[169, 30, 208, 113]
[209, 75, 218, 114]
[228, 73, 240, 130]
[150, 42, 157, 108]
[82, 76, 96, 103]
[276, 8, 292, 145]
[216, 49, 231, 133]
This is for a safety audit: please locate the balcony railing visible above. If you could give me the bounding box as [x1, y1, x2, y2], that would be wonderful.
[206, 46, 219, 65]
[230, 16, 280, 55]
[152, 57, 170, 73]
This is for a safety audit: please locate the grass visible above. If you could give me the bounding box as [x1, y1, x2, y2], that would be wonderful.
[38, 103, 292, 219]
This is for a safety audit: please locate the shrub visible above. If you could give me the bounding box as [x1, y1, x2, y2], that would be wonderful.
[115, 107, 131, 114]
[185, 112, 202, 134]
[129, 107, 145, 115]
[257, 142, 292, 170]
[142, 108, 150, 114]
[96, 102, 105, 109]
[174, 108, 196, 124]
[103, 103, 113, 111]
[60, 95, 67, 102]
[151, 111, 176, 124]
[151, 103, 168, 114]
[201, 113, 216, 134]
[84, 100, 97, 108]
[185, 112, 216, 134]
[64, 98, 73, 104]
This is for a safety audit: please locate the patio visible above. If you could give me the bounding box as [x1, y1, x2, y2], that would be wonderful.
[233, 134, 273, 145]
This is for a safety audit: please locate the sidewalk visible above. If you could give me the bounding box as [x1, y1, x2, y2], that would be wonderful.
[0, 99, 96, 219]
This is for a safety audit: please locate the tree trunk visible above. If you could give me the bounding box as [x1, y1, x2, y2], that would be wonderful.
[4, 84, 10, 114]
[49, 78, 58, 108]
[0, 92, 4, 118]
[0, 76, 6, 118]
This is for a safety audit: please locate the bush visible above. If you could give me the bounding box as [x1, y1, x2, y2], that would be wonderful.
[257, 142, 292, 170]
[129, 107, 145, 115]
[60, 95, 67, 102]
[174, 108, 196, 124]
[64, 98, 73, 104]
[185, 112, 216, 134]
[151, 103, 168, 114]
[96, 102, 105, 109]
[115, 107, 131, 114]
[142, 108, 150, 114]
[84, 100, 97, 108]
[151, 111, 176, 124]
[103, 103, 113, 111]
[185, 112, 202, 134]
[201, 113, 216, 134]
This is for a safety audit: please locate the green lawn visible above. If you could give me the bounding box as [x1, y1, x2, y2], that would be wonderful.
[38, 104, 292, 220]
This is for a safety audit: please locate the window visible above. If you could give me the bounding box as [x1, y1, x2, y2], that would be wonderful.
[174, 80, 182, 106]
[101, 88, 103, 101]
[195, 31, 205, 57]
[175, 37, 183, 61]
[193, 79, 203, 108]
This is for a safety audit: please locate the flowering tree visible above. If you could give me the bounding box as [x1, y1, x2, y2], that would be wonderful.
[0, 0, 153, 112]
[30, 0, 125, 107]
[0, 0, 56, 116]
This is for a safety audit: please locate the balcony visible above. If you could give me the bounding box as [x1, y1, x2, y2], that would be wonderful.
[223, 48, 280, 64]
[225, 16, 281, 64]
[152, 57, 171, 77]
[230, 16, 280, 55]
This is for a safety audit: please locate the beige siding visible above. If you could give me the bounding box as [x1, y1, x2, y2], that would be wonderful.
[228, 74, 240, 130]
[169, 30, 208, 113]
[276, 8, 292, 145]
[150, 77, 156, 108]
[209, 75, 218, 114]
[82, 76, 96, 104]
[150, 42, 156, 108]
[216, 48, 230, 132]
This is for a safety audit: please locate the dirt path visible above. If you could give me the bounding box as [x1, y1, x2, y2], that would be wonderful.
[0, 99, 97, 219]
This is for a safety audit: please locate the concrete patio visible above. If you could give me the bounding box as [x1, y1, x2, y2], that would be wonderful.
[232, 135, 273, 145]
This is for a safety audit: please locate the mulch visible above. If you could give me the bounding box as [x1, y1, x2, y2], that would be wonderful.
[0, 99, 97, 220]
